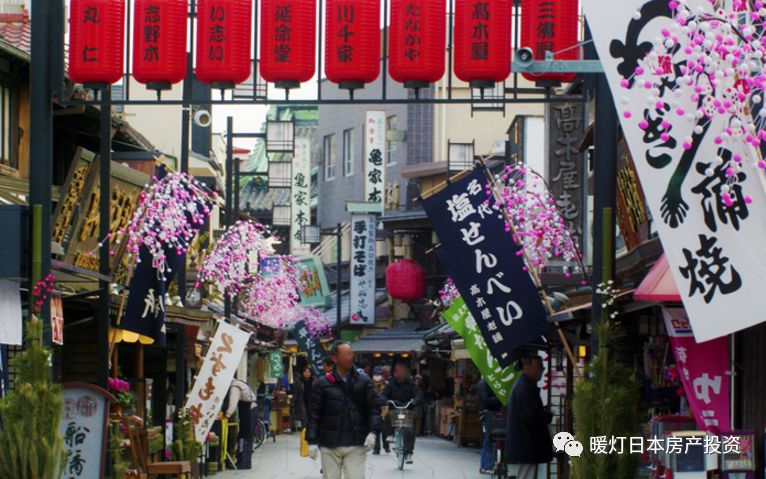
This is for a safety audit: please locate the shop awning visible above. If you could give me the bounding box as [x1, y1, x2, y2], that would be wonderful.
[634, 254, 681, 302]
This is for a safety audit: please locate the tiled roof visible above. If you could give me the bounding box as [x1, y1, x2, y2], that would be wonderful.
[0, 7, 31, 56]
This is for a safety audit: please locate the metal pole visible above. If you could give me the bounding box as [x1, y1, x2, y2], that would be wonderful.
[224, 117, 234, 321]
[336, 223, 342, 339]
[29, 0, 53, 343]
[589, 74, 618, 351]
[382, 0, 388, 100]
[97, 87, 113, 389]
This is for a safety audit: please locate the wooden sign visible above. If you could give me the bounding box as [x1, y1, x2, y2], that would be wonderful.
[59, 382, 115, 479]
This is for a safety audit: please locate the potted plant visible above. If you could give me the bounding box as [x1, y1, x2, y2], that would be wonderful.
[172, 408, 203, 479]
[107, 377, 134, 415]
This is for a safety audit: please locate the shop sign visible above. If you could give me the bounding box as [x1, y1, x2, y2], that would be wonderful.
[422, 165, 551, 369]
[268, 349, 284, 379]
[292, 320, 326, 376]
[349, 213, 376, 325]
[584, 0, 766, 342]
[290, 137, 312, 255]
[51, 293, 64, 346]
[364, 110, 386, 208]
[442, 296, 517, 405]
[184, 320, 250, 442]
[616, 140, 651, 252]
[662, 307, 730, 434]
[547, 100, 585, 249]
[296, 255, 331, 308]
[59, 383, 114, 479]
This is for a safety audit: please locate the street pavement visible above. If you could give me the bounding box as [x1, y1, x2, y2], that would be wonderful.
[216, 433, 490, 479]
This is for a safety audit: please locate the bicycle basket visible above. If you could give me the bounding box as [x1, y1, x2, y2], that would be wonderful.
[485, 412, 507, 433]
[391, 410, 415, 429]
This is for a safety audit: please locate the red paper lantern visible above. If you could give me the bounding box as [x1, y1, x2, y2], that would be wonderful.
[388, 0, 445, 90]
[386, 259, 427, 302]
[69, 0, 125, 87]
[453, 0, 510, 89]
[195, 0, 252, 89]
[259, 0, 316, 90]
[132, 0, 188, 91]
[520, 0, 579, 83]
[325, 0, 380, 91]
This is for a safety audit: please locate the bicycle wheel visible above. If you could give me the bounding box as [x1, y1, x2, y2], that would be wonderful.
[253, 419, 266, 450]
[491, 448, 506, 479]
[395, 431, 405, 470]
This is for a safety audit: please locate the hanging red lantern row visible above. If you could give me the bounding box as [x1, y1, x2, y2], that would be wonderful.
[520, 0, 579, 83]
[259, 0, 316, 91]
[132, 0, 188, 92]
[453, 0, 511, 89]
[386, 259, 427, 302]
[388, 0, 445, 90]
[195, 0, 253, 89]
[69, 0, 126, 87]
[325, 0, 381, 92]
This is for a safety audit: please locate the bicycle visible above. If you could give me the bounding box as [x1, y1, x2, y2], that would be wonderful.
[253, 393, 275, 450]
[387, 399, 415, 471]
[484, 411, 508, 479]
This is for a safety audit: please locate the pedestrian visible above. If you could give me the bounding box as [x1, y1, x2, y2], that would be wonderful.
[322, 357, 334, 375]
[306, 340, 380, 479]
[380, 362, 422, 464]
[413, 374, 425, 436]
[372, 368, 390, 455]
[292, 366, 312, 430]
[223, 377, 258, 470]
[477, 378, 503, 474]
[505, 354, 553, 479]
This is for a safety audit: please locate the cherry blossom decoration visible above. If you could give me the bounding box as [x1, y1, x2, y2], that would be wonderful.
[621, 0, 766, 209]
[97, 172, 214, 280]
[438, 277, 460, 307]
[489, 163, 586, 282]
[195, 220, 274, 298]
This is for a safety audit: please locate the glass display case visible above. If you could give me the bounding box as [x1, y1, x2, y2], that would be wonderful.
[721, 430, 755, 479]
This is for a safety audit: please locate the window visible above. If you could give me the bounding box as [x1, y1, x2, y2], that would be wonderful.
[386, 115, 397, 166]
[342, 128, 354, 176]
[324, 134, 336, 180]
[0, 83, 18, 170]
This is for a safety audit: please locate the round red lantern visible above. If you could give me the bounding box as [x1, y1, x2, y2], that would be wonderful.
[325, 0, 380, 91]
[195, 0, 252, 89]
[69, 0, 125, 87]
[132, 0, 188, 92]
[388, 0, 445, 90]
[259, 0, 316, 90]
[453, 0, 510, 89]
[386, 259, 427, 302]
[520, 0, 579, 83]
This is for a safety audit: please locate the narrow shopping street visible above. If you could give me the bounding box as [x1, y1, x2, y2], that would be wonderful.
[218, 435, 487, 479]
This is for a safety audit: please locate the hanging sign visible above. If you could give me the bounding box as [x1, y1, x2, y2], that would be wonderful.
[547, 101, 585, 248]
[442, 296, 518, 405]
[292, 320, 327, 376]
[268, 349, 285, 379]
[290, 137, 312, 255]
[349, 213, 377, 325]
[297, 255, 331, 307]
[662, 307, 730, 434]
[364, 110, 387, 208]
[185, 321, 250, 442]
[583, 0, 766, 342]
[60, 383, 115, 479]
[421, 166, 551, 369]
[51, 293, 64, 346]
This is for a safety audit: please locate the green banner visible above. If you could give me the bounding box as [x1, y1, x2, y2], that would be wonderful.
[268, 350, 284, 379]
[443, 297, 517, 405]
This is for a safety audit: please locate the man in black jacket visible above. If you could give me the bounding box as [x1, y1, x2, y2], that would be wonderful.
[505, 354, 553, 479]
[306, 341, 380, 479]
[380, 362, 423, 464]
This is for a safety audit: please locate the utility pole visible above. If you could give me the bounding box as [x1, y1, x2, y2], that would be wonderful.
[336, 223, 342, 340]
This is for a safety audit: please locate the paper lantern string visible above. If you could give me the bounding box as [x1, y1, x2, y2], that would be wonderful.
[621, 0, 766, 210]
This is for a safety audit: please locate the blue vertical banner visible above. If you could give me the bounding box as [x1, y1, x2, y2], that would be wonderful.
[421, 165, 551, 368]
[292, 320, 326, 376]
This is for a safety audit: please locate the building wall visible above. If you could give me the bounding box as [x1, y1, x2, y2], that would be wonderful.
[121, 78, 184, 158]
[316, 62, 409, 228]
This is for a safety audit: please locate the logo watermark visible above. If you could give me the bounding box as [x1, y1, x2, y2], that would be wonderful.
[554, 432, 740, 457]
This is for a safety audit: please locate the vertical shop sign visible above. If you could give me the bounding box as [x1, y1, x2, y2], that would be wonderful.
[662, 307, 730, 434]
[292, 320, 327, 376]
[422, 165, 550, 368]
[584, 0, 766, 342]
[364, 110, 387, 207]
[184, 321, 251, 441]
[547, 101, 585, 247]
[60, 383, 114, 479]
[291, 137, 312, 255]
[442, 297, 518, 404]
[349, 213, 377, 325]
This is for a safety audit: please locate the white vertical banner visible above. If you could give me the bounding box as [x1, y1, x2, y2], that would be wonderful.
[184, 321, 250, 441]
[349, 213, 377, 325]
[364, 110, 387, 207]
[583, 0, 766, 342]
[291, 137, 312, 255]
